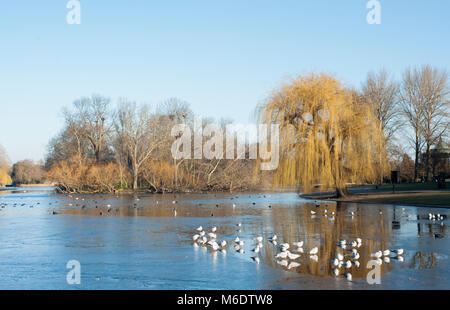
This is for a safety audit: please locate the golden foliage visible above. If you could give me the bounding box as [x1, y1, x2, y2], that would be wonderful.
[47, 157, 121, 193]
[0, 169, 12, 185]
[140, 160, 176, 192]
[86, 162, 121, 193]
[260, 73, 385, 194]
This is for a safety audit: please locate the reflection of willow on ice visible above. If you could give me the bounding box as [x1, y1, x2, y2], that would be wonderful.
[258, 73, 385, 198]
[411, 252, 438, 269]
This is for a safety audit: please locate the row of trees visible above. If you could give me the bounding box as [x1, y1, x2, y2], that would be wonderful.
[45, 96, 264, 193]
[259, 65, 449, 196]
[11, 160, 46, 185]
[0, 147, 46, 186]
[360, 65, 449, 182]
[3, 65, 448, 195]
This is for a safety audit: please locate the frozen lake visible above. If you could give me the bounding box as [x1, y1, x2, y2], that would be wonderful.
[0, 187, 448, 289]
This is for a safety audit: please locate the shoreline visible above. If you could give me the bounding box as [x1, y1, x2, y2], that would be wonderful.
[302, 190, 450, 208]
[3, 184, 450, 208]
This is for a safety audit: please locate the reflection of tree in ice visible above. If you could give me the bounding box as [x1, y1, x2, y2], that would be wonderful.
[411, 252, 437, 270]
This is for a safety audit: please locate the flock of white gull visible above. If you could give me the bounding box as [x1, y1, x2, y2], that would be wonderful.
[190, 204, 414, 282]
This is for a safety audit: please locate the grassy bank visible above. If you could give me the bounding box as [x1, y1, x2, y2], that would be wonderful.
[304, 182, 450, 208]
[375, 182, 449, 192]
[334, 192, 450, 208]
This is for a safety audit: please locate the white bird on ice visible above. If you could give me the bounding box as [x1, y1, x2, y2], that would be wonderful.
[287, 252, 300, 260]
[309, 247, 318, 255]
[208, 233, 217, 239]
[280, 243, 290, 250]
[392, 249, 404, 255]
[254, 236, 263, 243]
[277, 260, 288, 267]
[350, 253, 360, 260]
[288, 262, 300, 269]
[276, 251, 289, 259]
[293, 241, 304, 248]
[371, 251, 382, 258]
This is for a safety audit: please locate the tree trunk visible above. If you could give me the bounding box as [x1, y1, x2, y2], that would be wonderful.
[174, 159, 178, 188]
[414, 139, 419, 182]
[425, 143, 432, 182]
[133, 172, 138, 191]
[336, 187, 350, 198]
[132, 160, 138, 190]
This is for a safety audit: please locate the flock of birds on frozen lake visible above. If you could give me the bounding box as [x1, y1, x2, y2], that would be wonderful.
[191, 224, 408, 281]
[0, 194, 447, 282]
[187, 201, 442, 282]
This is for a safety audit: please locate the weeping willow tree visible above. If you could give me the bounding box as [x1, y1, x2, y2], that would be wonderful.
[0, 170, 12, 185]
[259, 73, 385, 197]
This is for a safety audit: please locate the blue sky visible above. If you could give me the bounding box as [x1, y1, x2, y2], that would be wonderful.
[0, 0, 449, 162]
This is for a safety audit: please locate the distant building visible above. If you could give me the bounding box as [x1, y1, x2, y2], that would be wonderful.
[429, 142, 450, 178]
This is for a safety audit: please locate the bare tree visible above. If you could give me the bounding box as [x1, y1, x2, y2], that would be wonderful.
[68, 95, 114, 162]
[420, 66, 449, 181]
[362, 69, 401, 140]
[361, 69, 401, 184]
[158, 98, 194, 187]
[400, 66, 449, 181]
[11, 160, 45, 184]
[400, 68, 426, 181]
[115, 100, 164, 190]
